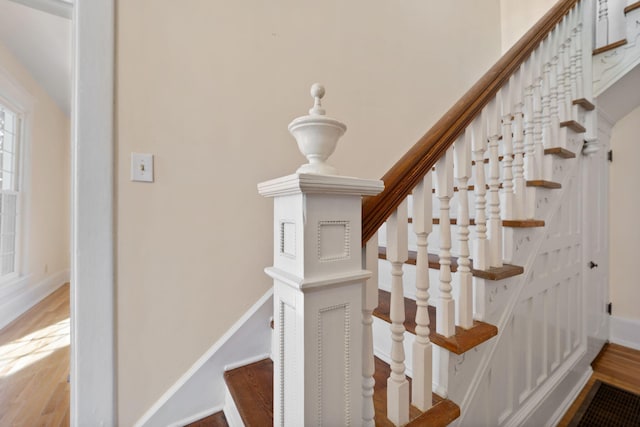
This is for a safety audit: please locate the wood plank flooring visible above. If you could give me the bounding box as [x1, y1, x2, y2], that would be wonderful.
[557, 343, 640, 426]
[0, 284, 70, 426]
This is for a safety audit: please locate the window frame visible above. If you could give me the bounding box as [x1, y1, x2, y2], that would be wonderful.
[0, 66, 33, 288]
[0, 103, 23, 281]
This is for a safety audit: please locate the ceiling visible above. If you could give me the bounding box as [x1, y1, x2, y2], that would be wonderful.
[0, 0, 72, 115]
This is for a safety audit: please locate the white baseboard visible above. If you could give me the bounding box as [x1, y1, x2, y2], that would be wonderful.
[610, 316, 640, 350]
[134, 288, 273, 427]
[0, 269, 69, 330]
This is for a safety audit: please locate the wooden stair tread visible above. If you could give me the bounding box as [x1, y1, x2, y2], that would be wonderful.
[429, 217, 544, 228]
[185, 411, 229, 427]
[526, 179, 561, 189]
[373, 357, 460, 427]
[373, 289, 498, 355]
[378, 247, 524, 281]
[224, 357, 459, 426]
[572, 98, 595, 111]
[502, 218, 545, 227]
[593, 39, 628, 55]
[625, 2, 640, 15]
[430, 180, 558, 192]
[408, 398, 461, 427]
[544, 147, 576, 158]
[559, 120, 586, 133]
[224, 359, 274, 426]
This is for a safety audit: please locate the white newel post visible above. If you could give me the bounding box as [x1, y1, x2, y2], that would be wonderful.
[259, 84, 383, 427]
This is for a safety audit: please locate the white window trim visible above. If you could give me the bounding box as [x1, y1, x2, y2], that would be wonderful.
[0, 66, 34, 289]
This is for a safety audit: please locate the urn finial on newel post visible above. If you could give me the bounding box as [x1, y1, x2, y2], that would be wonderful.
[288, 83, 347, 175]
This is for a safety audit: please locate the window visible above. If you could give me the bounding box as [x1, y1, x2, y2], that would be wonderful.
[0, 103, 21, 279]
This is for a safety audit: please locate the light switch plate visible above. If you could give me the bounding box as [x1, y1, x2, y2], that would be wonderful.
[131, 153, 154, 182]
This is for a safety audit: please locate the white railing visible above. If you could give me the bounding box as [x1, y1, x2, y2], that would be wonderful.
[363, 0, 591, 423]
[261, 0, 593, 425]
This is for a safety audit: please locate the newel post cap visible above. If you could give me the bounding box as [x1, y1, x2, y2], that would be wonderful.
[288, 83, 346, 176]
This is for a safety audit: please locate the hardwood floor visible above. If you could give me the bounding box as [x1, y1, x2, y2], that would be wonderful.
[0, 284, 70, 426]
[557, 343, 640, 426]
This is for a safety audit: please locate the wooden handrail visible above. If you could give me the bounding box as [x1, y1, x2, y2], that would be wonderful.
[362, 0, 580, 244]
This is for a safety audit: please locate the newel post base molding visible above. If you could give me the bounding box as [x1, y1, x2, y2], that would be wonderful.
[259, 173, 383, 426]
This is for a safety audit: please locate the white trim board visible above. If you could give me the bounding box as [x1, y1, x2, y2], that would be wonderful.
[0, 270, 69, 330]
[70, 0, 115, 425]
[610, 316, 640, 351]
[134, 289, 273, 427]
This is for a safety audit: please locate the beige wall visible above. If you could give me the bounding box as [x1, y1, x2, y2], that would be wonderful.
[609, 106, 640, 321]
[500, 0, 557, 52]
[116, 0, 502, 424]
[0, 41, 70, 292]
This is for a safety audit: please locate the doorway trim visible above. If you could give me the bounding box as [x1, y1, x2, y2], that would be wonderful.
[70, 0, 116, 425]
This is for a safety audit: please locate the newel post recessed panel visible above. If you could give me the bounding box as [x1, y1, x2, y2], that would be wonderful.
[258, 84, 383, 426]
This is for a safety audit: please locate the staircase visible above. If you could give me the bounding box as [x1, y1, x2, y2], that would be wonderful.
[183, 0, 640, 425]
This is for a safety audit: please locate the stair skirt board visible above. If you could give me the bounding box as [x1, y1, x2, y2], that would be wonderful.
[543, 366, 593, 427]
[453, 143, 588, 425]
[593, 23, 640, 96]
[503, 347, 588, 427]
[133, 289, 274, 427]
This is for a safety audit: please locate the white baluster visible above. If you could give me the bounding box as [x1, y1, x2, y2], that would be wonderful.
[575, 22, 584, 101]
[532, 48, 545, 181]
[523, 57, 537, 219]
[471, 116, 489, 270]
[386, 201, 409, 426]
[556, 27, 568, 125]
[563, 30, 573, 123]
[486, 98, 503, 268]
[556, 23, 569, 149]
[549, 29, 561, 145]
[411, 174, 433, 411]
[541, 41, 554, 181]
[569, 15, 580, 120]
[435, 149, 455, 337]
[576, 2, 594, 100]
[596, 0, 609, 48]
[500, 84, 515, 221]
[542, 40, 553, 146]
[454, 131, 473, 329]
[512, 68, 526, 220]
[363, 234, 379, 427]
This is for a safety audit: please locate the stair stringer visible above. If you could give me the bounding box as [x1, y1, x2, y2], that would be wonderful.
[133, 288, 273, 427]
[441, 133, 592, 426]
[593, 7, 640, 95]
